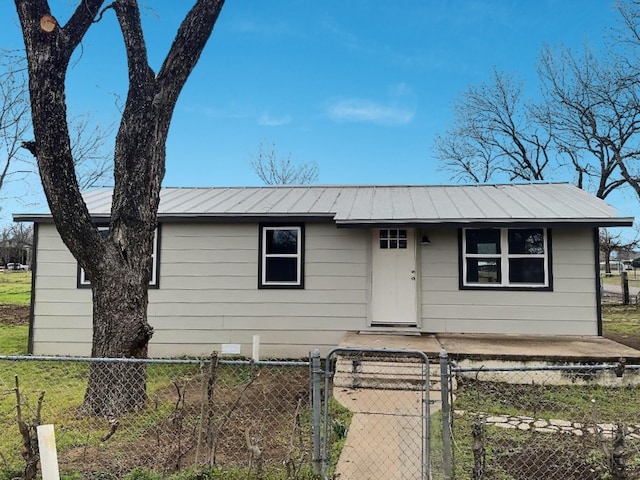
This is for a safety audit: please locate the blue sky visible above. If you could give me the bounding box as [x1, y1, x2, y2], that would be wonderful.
[0, 0, 634, 225]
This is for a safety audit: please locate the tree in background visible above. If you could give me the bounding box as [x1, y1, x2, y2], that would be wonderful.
[0, 51, 30, 199]
[0, 50, 113, 216]
[534, 44, 639, 200]
[433, 68, 552, 184]
[600, 228, 639, 274]
[434, 0, 640, 203]
[0, 223, 32, 267]
[251, 139, 319, 185]
[14, 0, 225, 415]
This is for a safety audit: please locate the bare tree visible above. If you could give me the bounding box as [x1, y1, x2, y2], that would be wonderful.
[0, 50, 30, 196]
[69, 114, 114, 190]
[251, 139, 319, 185]
[433, 69, 553, 184]
[0, 223, 32, 266]
[600, 228, 639, 273]
[534, 44, 638, 200]
[14, 0, 225, 415]
[0, 51, 113, 210]
[435, 1, 640, 204]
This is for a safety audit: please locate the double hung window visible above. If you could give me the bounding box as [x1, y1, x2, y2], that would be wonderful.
[462, 228, 550, 288]
[259, 224, 304, 288]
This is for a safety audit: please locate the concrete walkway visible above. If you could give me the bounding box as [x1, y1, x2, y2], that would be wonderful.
[333, 388, 430, 479]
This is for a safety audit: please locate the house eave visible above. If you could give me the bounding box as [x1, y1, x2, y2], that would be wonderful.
[334, 217, 635, 229]
[13, 213, 338, 224]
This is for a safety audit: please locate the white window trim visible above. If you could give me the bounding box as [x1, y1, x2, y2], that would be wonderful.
[79, 228, 159, 287]
[462, 228, 549, 288]
[261, 225, 302, 287]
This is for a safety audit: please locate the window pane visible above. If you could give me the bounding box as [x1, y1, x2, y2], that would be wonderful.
[466, 229, 500, 254]
[380, 230, 389, 239]
[509, 258, 545, 284]
[266, 229, 298, 254]
[398, 230, 407, 239]
[509, 229, 544, 254]
[380, 239, 388, 249]
[390, 240, 398, 248]
[399, 239, 407, 249]
[265, 257, 298, 282]
[466, 258, 501, 283]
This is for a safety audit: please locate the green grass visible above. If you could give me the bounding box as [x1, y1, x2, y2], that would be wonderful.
[0, 324, 28, 354]
[0, 271, 31, 306]
[454, 379, 640, 422]
[602, 303, 640, 321]
[451, 381, 640, 479]
[0, 361, 319, 479]
[604, 318, 640, 337]
[601, 304, 640, 340]
[114, 465, 320, 479]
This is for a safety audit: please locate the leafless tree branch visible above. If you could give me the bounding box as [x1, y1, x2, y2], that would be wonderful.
[251, 139, 319, 185]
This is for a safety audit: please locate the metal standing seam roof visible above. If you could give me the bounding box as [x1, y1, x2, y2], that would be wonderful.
[12, 183, 634, 227]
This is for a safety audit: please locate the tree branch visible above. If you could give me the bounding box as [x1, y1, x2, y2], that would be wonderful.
[62, 0, 106, 53]
[113, 0, 154, 97]
[156, 0, 225, 110]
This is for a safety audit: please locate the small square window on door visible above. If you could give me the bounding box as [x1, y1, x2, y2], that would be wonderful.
[379, 229, 408, 249]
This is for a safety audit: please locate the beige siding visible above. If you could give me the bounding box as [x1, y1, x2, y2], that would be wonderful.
[30, 223, 600, 357]
[31, 222, 369, 357]
[420, 227, 598, 335]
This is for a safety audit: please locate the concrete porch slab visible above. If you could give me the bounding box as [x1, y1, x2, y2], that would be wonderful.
[340, 331, 442, 353]
[339, 331, 640, 363]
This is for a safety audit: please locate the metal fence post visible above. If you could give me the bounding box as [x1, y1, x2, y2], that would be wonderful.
[311, 349, 322, 475]
[440, 349, 453, 479]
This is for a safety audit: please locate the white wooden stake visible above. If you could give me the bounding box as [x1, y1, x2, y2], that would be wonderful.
[252, 334, 260, 361]
[37, 424, 60, 480]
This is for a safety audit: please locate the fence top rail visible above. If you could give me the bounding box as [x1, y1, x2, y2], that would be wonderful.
[0, 355, 310, 367]
[451, 363, 636, 373]
[325, 346, 431, 363]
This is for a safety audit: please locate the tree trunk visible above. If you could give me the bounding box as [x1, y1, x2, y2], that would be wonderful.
[13, 0, 225, 416]
[82, 264, 153, 416]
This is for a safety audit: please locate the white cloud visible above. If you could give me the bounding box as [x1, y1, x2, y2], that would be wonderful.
[327, 99, 415, 126]
[258, 113, 292, 126]
[390, 82, 413, 98]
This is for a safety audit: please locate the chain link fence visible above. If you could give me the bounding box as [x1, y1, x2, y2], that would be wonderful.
[318, 347, 433, 480]
[4, 351, 640, 479]
[445, 359, 640, 480]
[0, 355, 313, 479]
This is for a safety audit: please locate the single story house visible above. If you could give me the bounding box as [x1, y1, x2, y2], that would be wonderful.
[14, 183, 633, 358]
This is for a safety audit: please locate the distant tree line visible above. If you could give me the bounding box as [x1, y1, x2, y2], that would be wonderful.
[0, 223, 32, 267]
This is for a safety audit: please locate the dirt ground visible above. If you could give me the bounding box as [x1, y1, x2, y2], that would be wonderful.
[605, 331, 640, 350]
[0, 304, 28, 325]
[60, 365, 312, 477]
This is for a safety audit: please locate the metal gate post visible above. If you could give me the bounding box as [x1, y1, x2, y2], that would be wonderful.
[311, 349, 322, 475]
[321, 351, 336, 480]
[440, 349, 453, 479]
[423, 358, 430, 479]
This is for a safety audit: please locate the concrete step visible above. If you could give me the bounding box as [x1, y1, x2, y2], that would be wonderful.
[333, 357, 445, 391]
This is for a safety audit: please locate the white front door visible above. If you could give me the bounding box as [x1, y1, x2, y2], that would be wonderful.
[371, 228, 418, 325]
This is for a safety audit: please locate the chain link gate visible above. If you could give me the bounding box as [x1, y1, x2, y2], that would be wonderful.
[312, 347, 431, 480]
